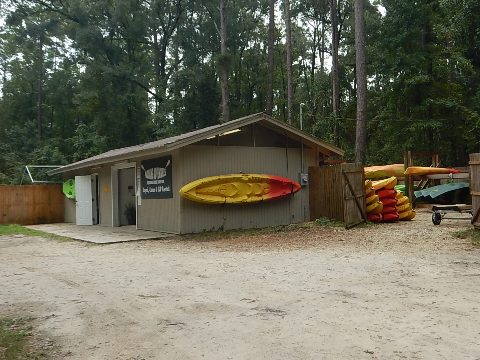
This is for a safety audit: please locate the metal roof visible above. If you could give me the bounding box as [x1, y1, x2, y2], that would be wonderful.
[50, 113, 344, 175]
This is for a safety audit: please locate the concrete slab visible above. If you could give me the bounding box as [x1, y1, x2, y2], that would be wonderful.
[26, 223, 173, 244]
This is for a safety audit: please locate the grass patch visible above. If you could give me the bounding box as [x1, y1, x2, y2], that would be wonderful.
[0, 224, 71, 242]
[453, 229, 480, 246]
[0, 317, 48, 359]
[314, 217, 344, 227]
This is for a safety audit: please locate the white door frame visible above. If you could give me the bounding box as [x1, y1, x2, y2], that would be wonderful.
[111, 162, 137, 228]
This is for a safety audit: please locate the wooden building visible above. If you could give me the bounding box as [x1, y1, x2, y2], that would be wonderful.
[50, 113, 344, 234]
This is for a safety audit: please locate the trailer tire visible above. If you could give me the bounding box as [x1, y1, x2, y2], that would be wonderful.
[432, 211, 442, 225]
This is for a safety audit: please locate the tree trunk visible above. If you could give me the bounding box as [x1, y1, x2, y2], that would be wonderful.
[36, 36, 44, 142]
[330, 0, 340, 144]
[219, 0, 230, 123]
[320, 21, 325, 74]
[284, 0, 294, 124]
[265, 0, 275, 115]
[153, 32, 161, 114]
[354, 0, 367, 164]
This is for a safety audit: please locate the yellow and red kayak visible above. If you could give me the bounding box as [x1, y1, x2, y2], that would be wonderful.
[179, 174, 301, 204]
[365, 164, 405, 179]
[404, 167, 460, 176]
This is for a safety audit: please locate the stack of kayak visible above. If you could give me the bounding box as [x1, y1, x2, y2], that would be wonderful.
[395, 189, 416, 220]
[365, 176, 415, 222]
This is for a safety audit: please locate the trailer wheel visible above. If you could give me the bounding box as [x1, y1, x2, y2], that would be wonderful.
[432, 211, 442, 225]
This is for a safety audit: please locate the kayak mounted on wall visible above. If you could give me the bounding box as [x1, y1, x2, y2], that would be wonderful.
[179, 174, 301, 204]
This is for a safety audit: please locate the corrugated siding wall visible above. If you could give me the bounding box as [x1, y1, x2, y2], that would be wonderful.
[136, 151, 181, 233]
[64, 198, 75, 223]
[179, 145, 315, 234]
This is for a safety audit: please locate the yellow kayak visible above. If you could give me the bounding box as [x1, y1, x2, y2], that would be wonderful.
[372, 176, 397, 191]
[365, 164, 405, 179]
[366, 188, 375, 197]
[396, 196, 409, 206]
[179, 174, 301, 204]
[366, 201, 383, 214]
[396, 203, 412, 213]
[364, 180, 373, 190]
[400, 210, 416, 220]
[366, 194, 379, 205]
[395, 191, 403, 199]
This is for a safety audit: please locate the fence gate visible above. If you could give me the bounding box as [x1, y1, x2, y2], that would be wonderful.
[309, 163, 366, 229]
[470, 153, 480, 228]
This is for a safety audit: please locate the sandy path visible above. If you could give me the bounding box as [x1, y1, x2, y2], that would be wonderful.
[1, 211, 480, 359]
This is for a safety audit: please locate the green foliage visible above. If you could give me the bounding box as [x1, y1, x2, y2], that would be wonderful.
[0, 0, 479, 183]
[68, 123, 107, 162]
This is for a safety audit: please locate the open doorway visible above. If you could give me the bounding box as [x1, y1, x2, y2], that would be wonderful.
[92, 174, 99, 225]
[118, 167, 136, 226]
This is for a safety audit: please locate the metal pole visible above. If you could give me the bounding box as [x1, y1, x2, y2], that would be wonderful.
[300, 103, 305, 130]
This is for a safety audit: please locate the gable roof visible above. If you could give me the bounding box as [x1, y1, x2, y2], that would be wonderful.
[49, 113, 344, 175]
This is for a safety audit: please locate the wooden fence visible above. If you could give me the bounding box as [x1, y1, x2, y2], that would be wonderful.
[0, 184, 64, 225]
[309, 163, 366, 228]
[470, 153, 480, 228]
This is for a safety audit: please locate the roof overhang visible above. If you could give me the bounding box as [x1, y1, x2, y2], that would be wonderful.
[49, 113, 344, 175]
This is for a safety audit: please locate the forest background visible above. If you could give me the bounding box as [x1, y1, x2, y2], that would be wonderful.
[0, 0, 479, 183]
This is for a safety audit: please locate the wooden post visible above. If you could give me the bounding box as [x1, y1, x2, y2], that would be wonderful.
[404, 150, 414, 206]
[470, 153, 480, 229]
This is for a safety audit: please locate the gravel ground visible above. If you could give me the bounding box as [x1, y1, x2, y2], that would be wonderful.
[1, 210, 480, 360]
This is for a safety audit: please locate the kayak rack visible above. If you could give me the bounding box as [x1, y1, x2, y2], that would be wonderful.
[431, 204, 472, 225]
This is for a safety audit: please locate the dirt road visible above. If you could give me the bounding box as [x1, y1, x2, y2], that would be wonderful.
[1, 211, 480, 359]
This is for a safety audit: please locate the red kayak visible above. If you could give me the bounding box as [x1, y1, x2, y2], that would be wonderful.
[380, 198, 397, 207]
[382, 206, 397, 214]
[367, 213, 383, 223]
[377, 189, 396, 199]
[383, 213, 399, 222]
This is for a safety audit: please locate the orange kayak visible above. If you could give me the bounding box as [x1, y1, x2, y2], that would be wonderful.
[404, 167, 460, 176]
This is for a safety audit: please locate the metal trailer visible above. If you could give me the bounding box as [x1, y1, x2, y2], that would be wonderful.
[431, 204, 472, 225]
